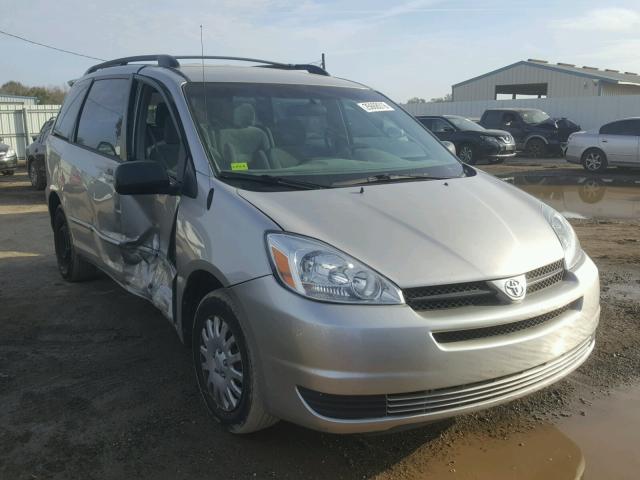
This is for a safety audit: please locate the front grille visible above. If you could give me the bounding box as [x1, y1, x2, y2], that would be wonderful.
[298, 337, 593, 420]
[432, 299, 580, 344]
[404, 260, 565, 311]
[403, 282, 496, 310]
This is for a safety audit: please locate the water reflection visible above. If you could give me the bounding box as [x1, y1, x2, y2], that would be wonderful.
[425, 424, 585, 479]
[504, 174, 640, 220]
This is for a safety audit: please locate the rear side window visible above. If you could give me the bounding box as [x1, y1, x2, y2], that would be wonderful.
[53, 80, 90, 140]
[76, 79, 130, 158]
[481, 111, 501, 126]
[600, 120, 640, 136]
[417, 118, 433, 130]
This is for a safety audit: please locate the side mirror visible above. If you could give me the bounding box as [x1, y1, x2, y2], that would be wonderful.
[115, 161, 178, 195]
[443, 127, 455, 133]
[442, 141, 456, 155]
[32, 135, 38, 142]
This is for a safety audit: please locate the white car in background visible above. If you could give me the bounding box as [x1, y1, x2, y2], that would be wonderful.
[565, 118, 640, 173]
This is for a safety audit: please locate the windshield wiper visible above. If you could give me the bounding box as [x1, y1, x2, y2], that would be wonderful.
[335, 173, 450, 187]
[218, 171, 329, 190]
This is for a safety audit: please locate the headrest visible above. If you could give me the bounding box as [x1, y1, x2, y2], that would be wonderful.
[155, 102, 170, 128]
[233, 103, 256, 128]
[164, 120, 180, 145]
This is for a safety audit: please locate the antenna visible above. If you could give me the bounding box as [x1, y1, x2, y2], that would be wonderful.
[321, 53, 326, 70]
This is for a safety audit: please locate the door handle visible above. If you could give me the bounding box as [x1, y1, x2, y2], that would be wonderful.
[601, 139, 608, 143]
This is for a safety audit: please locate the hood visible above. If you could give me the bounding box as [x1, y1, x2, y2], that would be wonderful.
[238, 172, 565, 288]
[480, 128, 511, 137]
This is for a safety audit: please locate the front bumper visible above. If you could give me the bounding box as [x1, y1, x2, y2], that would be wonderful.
[478, 142, 516, 159]
[230, 255, 600, 433]
[0, 154, 17, 170]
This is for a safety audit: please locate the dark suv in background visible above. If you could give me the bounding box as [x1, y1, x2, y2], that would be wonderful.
[27, 117, 55, 189]
[417, 115, 515, 164]
[480, 108, 580, 158]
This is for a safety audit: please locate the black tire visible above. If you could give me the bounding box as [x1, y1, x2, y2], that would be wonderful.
[458, 143, 476, 164]
[1, 170, 14, 176]
[28, 158, 47, 190]
[525, 138, 547, 158]
[581, 148, 608, 173]
[192, 290, 278, 434]
[53, 206, 97, 282]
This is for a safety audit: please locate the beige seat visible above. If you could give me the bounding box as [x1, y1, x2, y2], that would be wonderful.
[217, 104, 271, 170]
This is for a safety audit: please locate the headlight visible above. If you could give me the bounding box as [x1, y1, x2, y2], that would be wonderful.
[480, 135, 499, 144]
[266, 233, 404, 304]
[542, 205, 583, 269]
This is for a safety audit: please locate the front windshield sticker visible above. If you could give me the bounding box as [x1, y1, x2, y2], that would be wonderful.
[357, 101, 395, 113]
[231, 162, 249, 171]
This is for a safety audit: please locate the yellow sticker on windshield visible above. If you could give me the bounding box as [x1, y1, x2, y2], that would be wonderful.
[231, 162, 248, 171]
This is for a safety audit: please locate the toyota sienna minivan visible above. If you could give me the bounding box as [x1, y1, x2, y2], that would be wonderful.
[45, 55, 600, 434]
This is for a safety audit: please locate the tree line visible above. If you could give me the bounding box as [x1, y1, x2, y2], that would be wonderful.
[0, 81, 67, 105]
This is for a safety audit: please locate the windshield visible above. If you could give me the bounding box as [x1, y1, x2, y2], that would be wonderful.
[184, 83, 464, 188]
[521, 109, 550, 125]
[446, 116, 485, 132]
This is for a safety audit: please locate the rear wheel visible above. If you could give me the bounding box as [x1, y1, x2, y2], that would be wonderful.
[29, 158, 47, 190]
[458, 143, 475, 164]
[525, 138, 546, 158]
[192, 291, 278, 434]
[53, 206, 96, 282]
[581, 148, 608, 173]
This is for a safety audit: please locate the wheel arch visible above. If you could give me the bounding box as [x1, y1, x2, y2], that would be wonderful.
[524, 134, 549, 146]
[180, 268, 226, 345]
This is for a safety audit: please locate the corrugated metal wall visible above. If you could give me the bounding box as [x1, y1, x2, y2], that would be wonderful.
[404, 95, 640, 131]
[0, 95, 37, 105]
[452, 64, 600, 101]
[0, 105, 60, 159]
[600, 83, 640, 96]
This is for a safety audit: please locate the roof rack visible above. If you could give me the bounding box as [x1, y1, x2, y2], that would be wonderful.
[85, 54, 329, 76]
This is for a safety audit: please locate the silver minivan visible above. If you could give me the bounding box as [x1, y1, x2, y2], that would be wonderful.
[46, 55, 600, 434]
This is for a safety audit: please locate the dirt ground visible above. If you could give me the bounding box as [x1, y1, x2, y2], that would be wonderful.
[1, 163, 639, 480]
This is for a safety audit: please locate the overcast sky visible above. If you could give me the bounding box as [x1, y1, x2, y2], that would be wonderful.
[2, 0, 640, 103]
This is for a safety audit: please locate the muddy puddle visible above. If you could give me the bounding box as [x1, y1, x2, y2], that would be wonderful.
[424, 385, 640, 479]
[503, 174, 640, 220]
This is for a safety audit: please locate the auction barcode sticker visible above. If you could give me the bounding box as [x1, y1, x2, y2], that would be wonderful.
[357, 102, 395, 113]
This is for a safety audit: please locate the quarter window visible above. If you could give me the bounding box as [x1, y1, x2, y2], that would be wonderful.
[53, 80, 90, 140]
[76, 79, 130, 158]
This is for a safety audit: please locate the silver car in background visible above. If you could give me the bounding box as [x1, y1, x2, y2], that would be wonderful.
[566, 117, 640, 173]
[45, 55, 599, 434]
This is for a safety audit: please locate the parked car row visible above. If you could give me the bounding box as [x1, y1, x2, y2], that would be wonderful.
[416, 107, 640, 174]
[417, 108, 581, 163]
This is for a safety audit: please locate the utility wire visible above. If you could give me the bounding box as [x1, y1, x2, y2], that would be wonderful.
[0, 29, 105, 61]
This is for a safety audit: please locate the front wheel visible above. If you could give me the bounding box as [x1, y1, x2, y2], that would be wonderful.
[526, 138, 547, 158]
[581, 148, 608, 173]
[192, 291, 278, 434]
[458, 144, 475, 164]
[29, 159, 47, 190]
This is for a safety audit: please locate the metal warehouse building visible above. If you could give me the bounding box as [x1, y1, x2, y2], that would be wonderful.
[452, 59, 640, 101]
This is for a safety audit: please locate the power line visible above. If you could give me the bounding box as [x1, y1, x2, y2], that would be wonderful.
[0, 29, 105, 61]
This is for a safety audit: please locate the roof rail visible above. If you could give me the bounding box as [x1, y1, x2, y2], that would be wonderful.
[85, 55, 179, 74]
[85, 54, 329, 76]
[173, 55, 329, 76]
